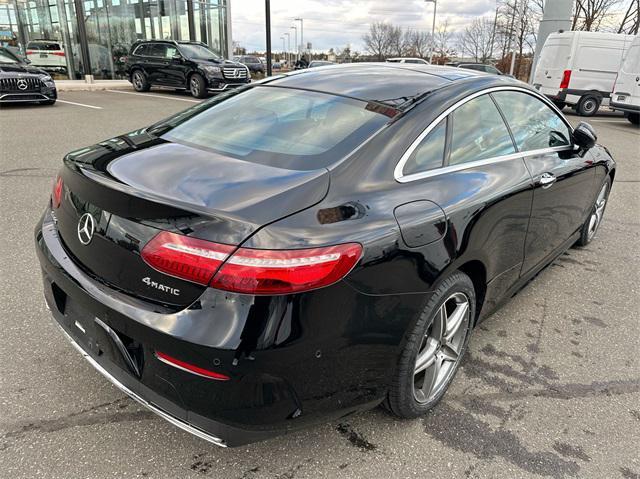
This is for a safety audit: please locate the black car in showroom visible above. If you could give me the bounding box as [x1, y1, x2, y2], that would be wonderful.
[125, 40, 250, 98]
[0, 49, 57, 105]
[35, 64, 614, 446]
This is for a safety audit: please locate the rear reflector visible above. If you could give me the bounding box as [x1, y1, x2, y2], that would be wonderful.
[52, 51, 66, 57]
[141, 231, 362, 294]
[155, 351, 230, 380]
[560, 69, 572, 89]
[52, 175, 63, 208]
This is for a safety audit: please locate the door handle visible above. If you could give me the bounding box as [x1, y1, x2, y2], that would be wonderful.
[539, 173, 556, 189]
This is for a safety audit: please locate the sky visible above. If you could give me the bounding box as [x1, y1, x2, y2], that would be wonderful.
[231, 0, 505, 53]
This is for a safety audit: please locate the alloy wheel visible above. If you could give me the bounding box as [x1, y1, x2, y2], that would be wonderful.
[413, 292, 470, 404]
[587, 182, 608, 240]
[190, 78, 200, 97]
[133, 72, 143, 90]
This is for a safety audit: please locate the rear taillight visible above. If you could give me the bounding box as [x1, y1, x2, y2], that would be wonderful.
[141, 231, 362, 294]
[52, 175, 63, 208]
[210, 243, 362, 295]
[52, 51, 65, 57]
[560, 69, 572, 89]
[26, 50, 35, 55]
[141, 231, 234, 286]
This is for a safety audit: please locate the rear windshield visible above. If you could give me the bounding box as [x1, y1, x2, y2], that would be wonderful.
[160, 86, 389, 170]
[27, 41, 61, 51]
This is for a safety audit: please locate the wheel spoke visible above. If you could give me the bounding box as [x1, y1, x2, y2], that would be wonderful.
[414, 340, 437, 374]
[432, 305, 446, 342]
[440, 343, 459, 362]
[443, 300, 469, 342]
[420, 356, 442, 397]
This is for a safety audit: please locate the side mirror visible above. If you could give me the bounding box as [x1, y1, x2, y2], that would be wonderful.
[572, 122, 597, 151]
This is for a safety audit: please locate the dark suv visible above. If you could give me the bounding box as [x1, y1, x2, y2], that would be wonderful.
[125, 40, 250, 98]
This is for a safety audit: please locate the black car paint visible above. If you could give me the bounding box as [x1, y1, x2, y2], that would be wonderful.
[125, 40, 250, 92]
[0, 60, 57, 104]
[35, 64, 615, 446]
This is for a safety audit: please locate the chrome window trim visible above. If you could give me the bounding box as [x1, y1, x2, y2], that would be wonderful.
[394, 85, 574, 183]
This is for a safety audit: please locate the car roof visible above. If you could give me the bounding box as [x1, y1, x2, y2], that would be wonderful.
[262, 63, 488, 108]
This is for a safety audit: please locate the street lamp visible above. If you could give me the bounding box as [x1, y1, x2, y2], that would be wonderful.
[283, 32, 290, 68]
[425, 0, 437, 64]
[290, 25, 298, 63]
[294, 17, 304, 57]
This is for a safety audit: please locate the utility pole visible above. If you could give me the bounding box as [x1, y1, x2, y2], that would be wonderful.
[529, 0, 573, 82]
[280, 36, 286, 64]
[424, 0, 437, 63]
[265, 0, 272, 76]
[295, 17, 304, 57]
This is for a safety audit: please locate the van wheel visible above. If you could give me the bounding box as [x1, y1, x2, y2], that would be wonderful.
[189, 74, 207, 99]
[131, 70, 150, 92]
[385, 271, 475, 418]
[627, 113, 639, 125]
[576, 94, 601, 116]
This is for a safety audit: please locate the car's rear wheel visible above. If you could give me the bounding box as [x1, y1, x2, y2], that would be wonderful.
[576, 94, 601, 117]
[131, 70, 150, 92]
[576, 177, 611, 247]
[627, 113, 639, 125]
[385, 271, 475, 418]
[189, 74, 207, 99]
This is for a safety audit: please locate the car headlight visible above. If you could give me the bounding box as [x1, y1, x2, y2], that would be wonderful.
[39, 74, 53, 82]
[200, 65, 221, 75]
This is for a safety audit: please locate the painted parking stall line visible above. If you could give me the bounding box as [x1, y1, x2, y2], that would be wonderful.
[56, 99, 103, 110]
[106, 89, 200, 103]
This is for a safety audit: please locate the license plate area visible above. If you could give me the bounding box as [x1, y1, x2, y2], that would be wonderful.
[617, 95, 626, 101]
[39, 53, 48, 58]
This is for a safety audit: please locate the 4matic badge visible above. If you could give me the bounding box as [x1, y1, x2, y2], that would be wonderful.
[142, 277, 180, 296]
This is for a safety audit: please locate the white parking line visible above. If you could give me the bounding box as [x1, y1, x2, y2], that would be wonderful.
[106, 89, 200, 103]
[57, 99, 103, 110]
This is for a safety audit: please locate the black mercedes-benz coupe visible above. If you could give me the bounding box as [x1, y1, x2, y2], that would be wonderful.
[35, 64, 614, 447]
[0, 49, 57, 105]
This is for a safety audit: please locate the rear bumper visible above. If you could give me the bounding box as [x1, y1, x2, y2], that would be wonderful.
[35, 208, 403, 446]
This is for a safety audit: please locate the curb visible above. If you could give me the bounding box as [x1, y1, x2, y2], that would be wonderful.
[55, 81, 133, 92]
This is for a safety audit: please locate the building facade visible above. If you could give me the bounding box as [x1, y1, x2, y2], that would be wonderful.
[0, 0, 231, 80]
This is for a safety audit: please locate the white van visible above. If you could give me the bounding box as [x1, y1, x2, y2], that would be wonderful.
[610, 35, 640, 125]
[533, 31, 635, 116]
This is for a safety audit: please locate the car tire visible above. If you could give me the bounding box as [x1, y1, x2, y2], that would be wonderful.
[576, 94, 601, 117]
[627, 113, 640, 125]
[131, 70, 150, 92]
[385, 271, 475, 419]
[553, 100, 567, 110]
[575, 177, 611, 247]
[189, 73, 207, 99]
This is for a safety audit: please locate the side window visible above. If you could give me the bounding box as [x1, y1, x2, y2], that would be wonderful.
[166, 46, 178, 58]
[402, 119, 447, 176]
[449, 94, 516, 165]
[133, 44, 149, 56]
[492, 91, 571, 151]
[149, 44, 167, 58]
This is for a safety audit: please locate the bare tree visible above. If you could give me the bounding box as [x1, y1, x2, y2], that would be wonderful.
[433, 19, 456, 62]
[459, 17, 496, 62]
[404, 29, 430, 58]
[362, 22, 393, 61]
[617, 0, 640, 34]
[572, 0, 623, 31]
[388, 25, 406, 57]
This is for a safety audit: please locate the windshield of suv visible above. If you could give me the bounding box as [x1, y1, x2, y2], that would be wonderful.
[160, 86, 389, 170]
[178, 43, 220, 61]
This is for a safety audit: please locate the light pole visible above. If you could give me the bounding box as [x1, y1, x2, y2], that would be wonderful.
[280, 36, 286, 65]
[283, 32, 290, 68]
[424, 0, 437, 64]
[290, 25, 298, 63]
[265, 0, 272, 76]
[294, 17, 304, 57]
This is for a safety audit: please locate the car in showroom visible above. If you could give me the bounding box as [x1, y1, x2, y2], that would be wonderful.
[35, 64, 614, 447]
[0, 48, 57, 104]
[25, 39, 68, 75]
[125, 40, 250, 98]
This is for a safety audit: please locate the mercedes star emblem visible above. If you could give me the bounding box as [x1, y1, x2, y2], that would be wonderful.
[77, 213, 96, 245]
[17, 79, 28, 90]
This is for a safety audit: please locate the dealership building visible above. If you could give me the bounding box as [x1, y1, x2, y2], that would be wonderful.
[0, 0, 232, 80]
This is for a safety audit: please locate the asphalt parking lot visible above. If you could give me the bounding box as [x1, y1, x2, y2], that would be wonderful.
[1, 90, 638, 479]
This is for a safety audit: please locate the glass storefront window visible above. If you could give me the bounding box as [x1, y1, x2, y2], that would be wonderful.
[0, 0, 228, 79]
